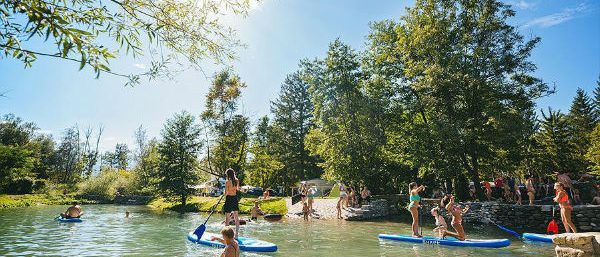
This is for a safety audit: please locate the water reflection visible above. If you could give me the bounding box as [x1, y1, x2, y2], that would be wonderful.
[0, 205, 555, 257]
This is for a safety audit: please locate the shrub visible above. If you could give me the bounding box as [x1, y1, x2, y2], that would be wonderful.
[78, 168, 140, 201]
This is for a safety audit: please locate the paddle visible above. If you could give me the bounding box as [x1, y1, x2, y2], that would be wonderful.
[418, 206, 422, 237]
[547, 205, 559, 235]
[486, 218, 521, 238]
[193, 194, 225, 238]
[291, 194, 303, 205]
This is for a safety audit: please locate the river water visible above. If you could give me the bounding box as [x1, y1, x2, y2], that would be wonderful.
[0, 205, 555, 256]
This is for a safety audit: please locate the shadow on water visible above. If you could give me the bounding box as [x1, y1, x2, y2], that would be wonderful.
[0, 205, 555, 256]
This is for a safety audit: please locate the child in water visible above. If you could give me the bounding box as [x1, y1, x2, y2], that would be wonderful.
[431, 207, 447, 238]
[302, 202, 310, 221]
[210, 227, 240, 257]
[250, 201, 263, 221]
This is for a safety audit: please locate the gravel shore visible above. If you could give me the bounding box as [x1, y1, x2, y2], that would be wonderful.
[286, 197, 348, 220]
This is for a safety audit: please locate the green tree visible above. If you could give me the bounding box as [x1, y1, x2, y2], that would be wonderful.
[567, 88, 595, 172]
[593, 78, 600, 123]
[246, 116, 283, 189]
[0, 0, 254, 84]
[364, 0, 549, 198]
[102, 143, 130, 170]
[0, 145, 35, 193]
[269, 71, 321, 190]
[586, 123, 600, 176]
[55, 127, 84, 184]
[535, 108, 576, 172]
[157, 111, 203, 206]
[0, 114, 37, 146]
[201, 69, 249, 179]
[303, 40, 386, 191]
[133, 126, 159, 193]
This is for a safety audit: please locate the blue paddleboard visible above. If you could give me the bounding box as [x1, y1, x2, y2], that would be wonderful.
[522, 233, 555, 243]
[56, 216, 83, 223]
[187, 232, 277, 252]
[378, 234, 510, 248]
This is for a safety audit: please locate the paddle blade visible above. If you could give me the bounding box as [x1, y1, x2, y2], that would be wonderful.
[547, 219, 559, 235]
[193, 224, 206, 238]
[291, 194, 302, 205]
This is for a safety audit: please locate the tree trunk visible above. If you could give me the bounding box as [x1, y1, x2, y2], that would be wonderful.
[181, 195, 187, 211]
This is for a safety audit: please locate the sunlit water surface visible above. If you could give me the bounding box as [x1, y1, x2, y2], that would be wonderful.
[0, 205, 555, 256]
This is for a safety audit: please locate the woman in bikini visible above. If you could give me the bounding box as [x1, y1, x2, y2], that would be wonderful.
[443, 195, 470, 241]
[553, 182, 577, 233]
[408, 182, 426, 237]
[526, 175, 536, 206]
[224, 168, 241, 238]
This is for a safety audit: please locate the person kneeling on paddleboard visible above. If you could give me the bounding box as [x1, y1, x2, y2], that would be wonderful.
[443, 195, 469, 241]
[408, 182, 425, 238]
[211, 227, 240, 257]
[431, 206, 447, 238]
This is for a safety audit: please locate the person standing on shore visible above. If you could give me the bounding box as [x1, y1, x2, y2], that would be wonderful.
[224, 168, 240, 239]
[554, 182, 577, 233]
[526, 175, 536, 206]
[514, 183, 522, 205]
[336, 181, 347, 219]
[408, 182, 425, 238]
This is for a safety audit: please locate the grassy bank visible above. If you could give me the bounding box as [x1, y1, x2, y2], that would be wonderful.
[149, 196, 287, 215]
[0, 194, 98, 209]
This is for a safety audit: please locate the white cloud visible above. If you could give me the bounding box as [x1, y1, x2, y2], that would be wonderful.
[133, 63, 146, 69]
[522, 3, 588, 28]
[37, 129, 53, 135]
[511, 0, 536, 10]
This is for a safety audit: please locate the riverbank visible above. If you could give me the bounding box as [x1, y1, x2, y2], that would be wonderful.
[0, 194, 97, 209]
[148, 196, 287, 215]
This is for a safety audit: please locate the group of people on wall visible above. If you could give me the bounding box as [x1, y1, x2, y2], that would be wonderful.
[407, 175, 586, 240]
[467, 171, 597, 206]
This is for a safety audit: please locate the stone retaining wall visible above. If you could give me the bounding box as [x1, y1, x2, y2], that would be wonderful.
[553, 232, 600, 257]
[408, 201, 600, 233]
[345, 199, 389, 221]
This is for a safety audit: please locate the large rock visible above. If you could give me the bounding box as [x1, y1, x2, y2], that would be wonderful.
[553, 232, 600, 257]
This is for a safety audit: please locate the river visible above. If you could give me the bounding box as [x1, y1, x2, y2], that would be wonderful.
[0, 205, 555, 256]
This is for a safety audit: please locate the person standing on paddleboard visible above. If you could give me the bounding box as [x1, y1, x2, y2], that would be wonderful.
[408, 182, 425, 238]
[224, 168, 241, 239]
[553, 182, 577, 233]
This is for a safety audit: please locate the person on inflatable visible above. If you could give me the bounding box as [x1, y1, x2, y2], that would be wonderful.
[553, 182, 577, 233]
[443, 195, 469, 241]
[61, 201, 84, 219]
[210, 227, 240, 257]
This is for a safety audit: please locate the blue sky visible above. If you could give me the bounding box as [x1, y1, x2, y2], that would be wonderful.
[0, 0, 598, 152]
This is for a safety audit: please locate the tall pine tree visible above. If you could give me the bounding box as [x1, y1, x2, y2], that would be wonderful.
[246, 116, 282, 189]
[157, 111, 203, 207]
[567, 88, 595, 172]
[535, 108, 576, 172]
[270, 71, 321, 190]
